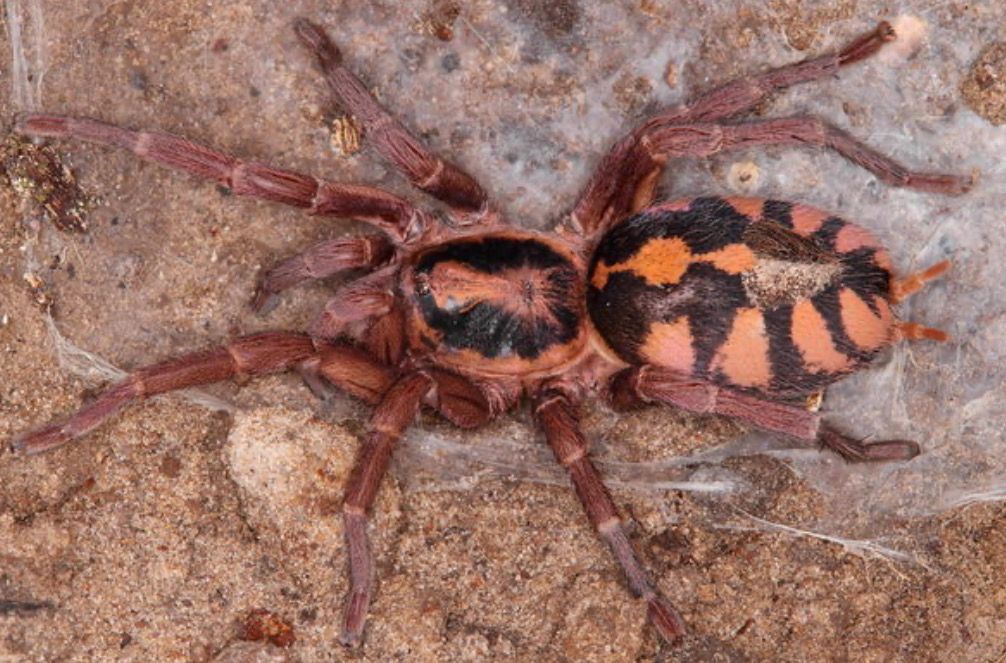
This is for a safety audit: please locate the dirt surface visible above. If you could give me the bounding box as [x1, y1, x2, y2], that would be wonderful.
[2, 1, 1006, 661]
[962, 41, 1006, 126]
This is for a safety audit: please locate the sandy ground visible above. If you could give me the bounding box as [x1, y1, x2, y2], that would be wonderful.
[2, 1, 1006, 661]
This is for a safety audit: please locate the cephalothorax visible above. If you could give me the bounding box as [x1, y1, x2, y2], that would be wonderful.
[11, 19, 970, 647]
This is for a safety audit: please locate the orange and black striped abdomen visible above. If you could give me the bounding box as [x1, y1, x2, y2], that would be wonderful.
[587, 197, 897, 397]
[405, 233, 587, 376]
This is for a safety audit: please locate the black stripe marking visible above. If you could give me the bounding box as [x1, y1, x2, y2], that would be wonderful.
[762, 304, 846, 397]
[761, 200, 794, 228]
[416, 237, 569, 274]
[810, 285, 874, 364]
[586, 272, 662, 363]
[812, 216, 847, 252]
[592, 196, 753, 267]
[839, 248, 892, 314]
[762, 304, 802, 394]
[681, 263, 749, 377]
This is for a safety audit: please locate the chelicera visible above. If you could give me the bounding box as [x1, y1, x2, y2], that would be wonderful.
[11, 19, 971, 647]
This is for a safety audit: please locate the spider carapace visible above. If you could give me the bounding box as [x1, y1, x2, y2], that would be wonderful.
[403, 232, 588, 376]
[10, 18, 972, 649]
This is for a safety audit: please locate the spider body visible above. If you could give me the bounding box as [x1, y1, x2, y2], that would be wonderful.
[589, 195, 902, 397]
[403, 231, 588, 377]
[10, 18, 972, 650]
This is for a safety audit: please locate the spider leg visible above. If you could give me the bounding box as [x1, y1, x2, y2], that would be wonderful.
[339, 371, 434, 647]
[252, 234, 394, 314]
[534, 385, 686, 646]
[16, 114, 426, 243]
[659, 21, 895, 126]
[609, 366, 920, 462]
[308, 267, 397, 340]
[338, 368, 498, 646]
[7, 332, 395, 455]
[572, 21, 970, 236]
[580, 114, 971, 241]
[294, 19, 493, 225]
[9, 328, 500, 647]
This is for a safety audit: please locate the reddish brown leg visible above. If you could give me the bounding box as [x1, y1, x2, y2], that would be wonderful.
[293, 19, 491, 222]
[657, 22, 895, 126]
[252, 234, 394, 313]
[534, 385, 686, 645]
[8, 333, 398, 455]
[338, 371, 434, 647]
[16, 114, 426, 242]
[609, 366, 920, 462]
[582, 114, 969, 239]
[572, 21, 966, 235]
[308, 267, 397, 340]
[690, 118, 973, 194]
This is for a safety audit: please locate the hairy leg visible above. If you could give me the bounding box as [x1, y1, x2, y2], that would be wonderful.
[253, 234, 394, 313]
[534, 384, 686, 645]
[17, 114, 426, 242]
[338, 371, 434, 646]
[608, 366, 920, 462]
[336, 367, 495, 646]
[572, 21, 968, 235]
[7, 332, 408, 455]
[581, 115, 971, 240]
[8, 321, 499, 457]
[655, 21, 895, 126]
[308, 267, 397, 341]
[294, 19, 492, 223]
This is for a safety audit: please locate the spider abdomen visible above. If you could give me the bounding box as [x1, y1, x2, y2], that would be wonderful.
[587, 196, 897, 397]
[403, 232, 588, 376]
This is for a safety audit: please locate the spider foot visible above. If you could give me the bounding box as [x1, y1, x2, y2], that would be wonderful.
[647, 594, 687, 644]
[339, 589, 369, 648]
[293, 17, 342, 69]
[818, 425, 920, 462]
[838, 21, 896, 66]
[903, 172, 975, 196]
[250, 287, 280, 315]
[9, 423, 73, 456]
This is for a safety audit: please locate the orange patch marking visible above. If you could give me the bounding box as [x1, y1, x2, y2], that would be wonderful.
[834, 223, 883, 253]
[791, 300, 852, 373]
[592, 238, 757, 289]
[712, 307, 771, 388]
[640, 317, 695, 373]
[874, 295, 894, 332]
[724, 196, 765, 220]
[591, 236, 692, 289]
[790, 204, 830, 236]
[698, 243, 757, 274]
[840, 288, 894, 351]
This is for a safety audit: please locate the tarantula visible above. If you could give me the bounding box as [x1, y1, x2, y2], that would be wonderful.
[11, 19, 970, 647]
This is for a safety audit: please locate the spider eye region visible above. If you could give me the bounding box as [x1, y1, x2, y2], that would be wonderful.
[405, 234, 586, 374]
